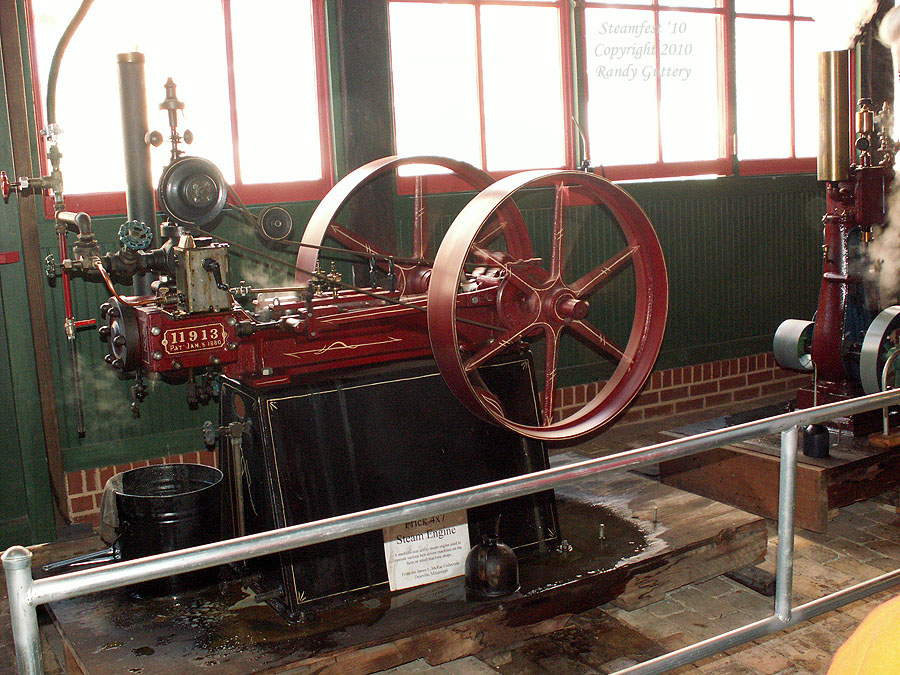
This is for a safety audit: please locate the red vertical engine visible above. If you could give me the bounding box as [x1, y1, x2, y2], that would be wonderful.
[775, 50, 898, 426]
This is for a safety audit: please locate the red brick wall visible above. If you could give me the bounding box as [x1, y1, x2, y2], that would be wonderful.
[64, 351, 810, 526]
[553, 351, 810, 426]
[66, 450, 217, 527]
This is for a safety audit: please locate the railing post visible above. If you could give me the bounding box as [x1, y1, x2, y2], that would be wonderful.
[2, 546, 43, 674]
[775, 425, 799, 622]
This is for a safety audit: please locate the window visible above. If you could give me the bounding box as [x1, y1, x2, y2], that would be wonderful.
[28, 0, 332, 213]
[735, 0, 816, 173]
[584, 0, 729, 180]
[389, 0, 823, 183]
[388, 0, 572, 175]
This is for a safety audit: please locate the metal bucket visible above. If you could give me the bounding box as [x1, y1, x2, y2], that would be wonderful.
[115, 463, 223, 596]
[45, 463, 223, 597]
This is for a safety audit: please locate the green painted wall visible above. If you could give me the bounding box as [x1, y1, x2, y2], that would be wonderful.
[0, 20, 56, 544]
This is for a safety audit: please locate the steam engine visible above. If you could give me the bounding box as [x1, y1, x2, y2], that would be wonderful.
[4, 52, 668, 444]
[775, 50, 900, 422]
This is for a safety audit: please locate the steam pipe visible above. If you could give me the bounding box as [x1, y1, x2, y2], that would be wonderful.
[57, 231, 84, 437]
[55, 211, 91, 235]
[818, 51, 851, 182]
[46, 0, 95, 128]
[117, 52, 158, 295]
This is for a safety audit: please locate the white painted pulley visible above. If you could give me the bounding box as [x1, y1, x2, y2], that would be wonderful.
[773, 319, 814, 372]
[860, 305, 900, 394]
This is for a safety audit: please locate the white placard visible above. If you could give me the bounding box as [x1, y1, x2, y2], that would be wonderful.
[382, 510, 470, 591]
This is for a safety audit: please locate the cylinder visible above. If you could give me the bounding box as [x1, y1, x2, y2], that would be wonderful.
[117, 52, 158, 294]
[818, 51, 850, 182]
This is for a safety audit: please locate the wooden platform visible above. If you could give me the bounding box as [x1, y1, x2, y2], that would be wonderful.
[40, 461, 765, 674]
[659, 406, 900, 532]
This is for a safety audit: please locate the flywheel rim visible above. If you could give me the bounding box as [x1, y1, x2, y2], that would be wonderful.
[428, 170, 668, 441]
[295, 155, 525, 292]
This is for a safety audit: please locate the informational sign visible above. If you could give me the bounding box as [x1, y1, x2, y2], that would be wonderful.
[382, 510, 470, 591]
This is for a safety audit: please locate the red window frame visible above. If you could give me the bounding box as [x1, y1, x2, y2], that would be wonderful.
[25, 0, 334, 217]
[388, 0, 576, 193]
[733, 1, 815, 175]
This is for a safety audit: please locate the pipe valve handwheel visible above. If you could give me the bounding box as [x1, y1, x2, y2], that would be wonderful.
[428, 170, 668, 441]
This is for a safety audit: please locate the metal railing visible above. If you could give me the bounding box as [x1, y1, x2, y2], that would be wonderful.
[6, 388, 900, 674]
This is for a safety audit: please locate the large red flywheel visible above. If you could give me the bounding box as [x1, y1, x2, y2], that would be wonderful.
[427, 170, 668, 441]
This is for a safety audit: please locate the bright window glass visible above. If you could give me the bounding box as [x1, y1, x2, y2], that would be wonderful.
[481, 5, 565, 170]
[31, 0, 232, 193]
[585, 8, 659, 165]
[793, 19, 818, 159]
[584, 5, 724, 168]
[735, 0, 789, 15]
[659, 11, 720, 162]
[735, 18, 792, 159]
[660, 0, 717, 8]
[30, 0, 325, 198]
[231, 1, 323, 184]
[389, 1, 566, 173]
[389, 3, 482, 167]
[792, 1, 816, 17]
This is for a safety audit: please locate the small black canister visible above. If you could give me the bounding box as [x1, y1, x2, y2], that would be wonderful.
[464, 534, 520, 598]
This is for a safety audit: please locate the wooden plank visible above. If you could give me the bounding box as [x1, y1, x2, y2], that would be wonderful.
[43, 469, 766, 674]
[293, 615, 572, 675]
[661, 446, 829, 532]
[660, 436, 900, 533]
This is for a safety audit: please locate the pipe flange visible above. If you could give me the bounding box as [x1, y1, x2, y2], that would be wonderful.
[773, 319, 814, 372]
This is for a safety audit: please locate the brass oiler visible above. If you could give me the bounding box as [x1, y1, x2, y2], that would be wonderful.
[857, 99, 875, 134]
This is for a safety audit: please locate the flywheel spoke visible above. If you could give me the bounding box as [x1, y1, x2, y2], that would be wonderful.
[476, 386, 507, 419]
[570, 246, 639, 298]
[329, 223, 388, 258]
[413, 175, 429, 260]
[474, 219, 511, 249]
[550, 185, 568, 280]
[542, 327, 561, 425]
[569, 319, 628, 363]
[464, 324, 532, 372]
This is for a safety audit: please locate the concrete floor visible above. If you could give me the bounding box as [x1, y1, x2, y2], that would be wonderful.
[381, 396, 900, 674]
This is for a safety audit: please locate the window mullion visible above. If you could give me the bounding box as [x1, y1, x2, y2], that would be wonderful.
[788, 0, 796, 158]
[653, 4, 663, 163]
[474, 3, 488, 171]
[725, 0, 738, 173]
[221, 0, 242, 185]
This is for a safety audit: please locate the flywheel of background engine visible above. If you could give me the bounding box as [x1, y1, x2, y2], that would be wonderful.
[861, 305, 900, 394]
[295, 155, 532, 295]
[428, 170, 669, 441]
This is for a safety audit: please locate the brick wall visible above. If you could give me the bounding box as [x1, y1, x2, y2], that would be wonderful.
[66, 450, 217, 527]
[554, 352, 811, 426]
[64, 352, 809, 526]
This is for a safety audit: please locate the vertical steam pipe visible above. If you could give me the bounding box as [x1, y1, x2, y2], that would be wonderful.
[818, 51, 851, 182]
[117, 52, 158, 295]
